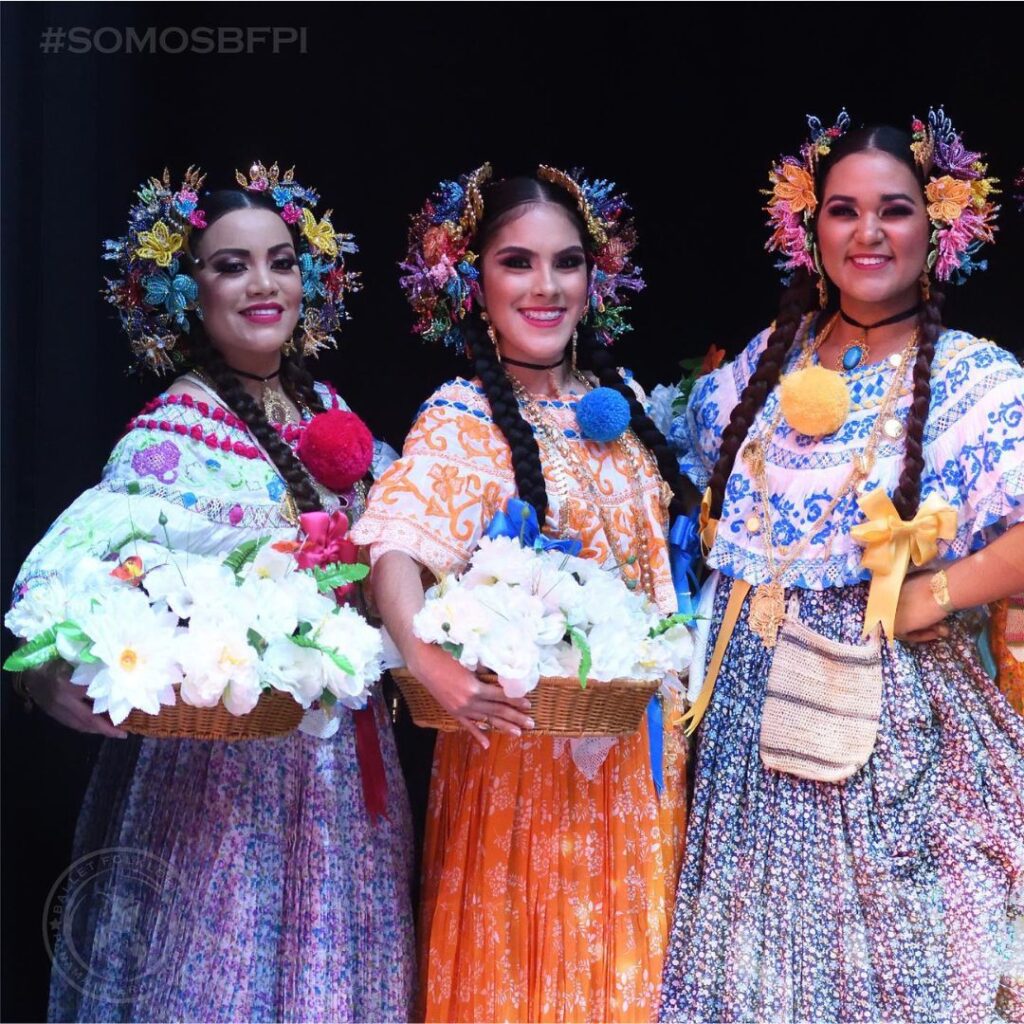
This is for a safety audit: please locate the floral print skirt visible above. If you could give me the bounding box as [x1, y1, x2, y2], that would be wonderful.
[420, 717, 689, 1022]
[659, 578, 1024, 1024]
[48, 696, 415, 1023]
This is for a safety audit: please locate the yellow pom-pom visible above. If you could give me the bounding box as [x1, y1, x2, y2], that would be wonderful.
[779, 366, 850, 437]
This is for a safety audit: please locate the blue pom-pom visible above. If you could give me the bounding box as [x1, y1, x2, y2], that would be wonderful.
[576, 387, 630, 442]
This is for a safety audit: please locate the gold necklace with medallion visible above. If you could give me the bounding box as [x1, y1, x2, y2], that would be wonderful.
[742, 328, 919, 648]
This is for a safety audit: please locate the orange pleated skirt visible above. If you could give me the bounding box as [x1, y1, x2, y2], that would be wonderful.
[418, 715, 688, 1023]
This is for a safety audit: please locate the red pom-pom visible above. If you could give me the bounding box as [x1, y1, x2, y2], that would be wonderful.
[298, 410, 374, 493]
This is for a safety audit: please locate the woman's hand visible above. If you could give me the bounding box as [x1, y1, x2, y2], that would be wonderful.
[407, 641, 534, 750]
[893, 572, 950, 645]
[19, 661, 128, 738]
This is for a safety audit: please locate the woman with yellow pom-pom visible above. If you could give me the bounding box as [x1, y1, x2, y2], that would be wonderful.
[660, 110, 1024, 1023]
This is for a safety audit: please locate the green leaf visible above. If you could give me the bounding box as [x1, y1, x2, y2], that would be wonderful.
[288, 632, 355, 675]
[246, 628, 268, 655]
[319, 690, 338, 708]
[222, 536, 271, 576]
[441, 641, 465, 660]
[567, 626, 592, 688]
[648, 612, 696, 639]
[126, 481, 141, 495]
[3, 628, 60, 672]
[107, 528, 154, 554]
[311, 562, 369, 592]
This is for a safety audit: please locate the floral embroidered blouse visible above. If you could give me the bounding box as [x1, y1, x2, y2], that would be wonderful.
[12, 382, 395, 599]
[669, 325, 1024, 589]
[350, 377, 678, 614]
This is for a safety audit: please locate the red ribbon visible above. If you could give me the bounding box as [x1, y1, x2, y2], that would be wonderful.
[297, 510, 388, 822]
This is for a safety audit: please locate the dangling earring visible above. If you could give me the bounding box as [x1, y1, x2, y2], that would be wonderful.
[487, 322, 499, 354]
[480, 310, 490, 324]
[282, 333, 297, 356]
[571, 328, 578, 374]
[919, 269, 932, 303]
[817, 274, 829, 310]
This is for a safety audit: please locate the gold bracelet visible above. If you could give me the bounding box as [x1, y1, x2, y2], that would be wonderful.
[929, 569, 955, 615]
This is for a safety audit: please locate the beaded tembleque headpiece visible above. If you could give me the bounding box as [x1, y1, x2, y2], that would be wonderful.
[764, 108, 999, 299]
[103, 161, 359, 374]
[399, 164, 644, 355]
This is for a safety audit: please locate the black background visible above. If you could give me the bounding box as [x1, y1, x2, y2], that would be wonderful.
[2, 3, 1022, 1019]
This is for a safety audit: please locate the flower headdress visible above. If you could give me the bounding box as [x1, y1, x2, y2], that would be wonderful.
[1015, 168, 1024, 213]
[399, 164, 644, 355]
[911, 108, 999, 283]
[765, 109, 999, 299]
[764, 109, 851, 302]
[103, 161, 359, 374]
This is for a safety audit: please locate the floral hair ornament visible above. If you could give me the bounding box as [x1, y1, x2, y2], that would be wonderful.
[103, 162, 359, 375]
[400, 164, 645, 355]
[102, 166, 208, 373]
[764, 110, 851, 308]
[911, 108, 999, 284]
[235, 161, 360, 358]
[399, 163, 493, 354]
[536, 165, 645, 346]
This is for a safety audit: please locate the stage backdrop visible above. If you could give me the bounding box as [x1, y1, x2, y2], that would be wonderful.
[3, 3, 1022, 1019]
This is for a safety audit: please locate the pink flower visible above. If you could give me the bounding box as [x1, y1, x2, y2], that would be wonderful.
[281, 203, 302, 224]
[188, 209, 207, 229]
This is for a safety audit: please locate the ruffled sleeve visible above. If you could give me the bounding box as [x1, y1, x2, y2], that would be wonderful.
[12, 400, 296, 600]
[668, 327, 772, 491]
[921, 333, 1024, 557]
[350, 379, 514, 576]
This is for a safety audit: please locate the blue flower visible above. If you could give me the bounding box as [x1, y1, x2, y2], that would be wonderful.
[432, 182, 464, 223]
[272, 185, 293, 208]
[144, 270, 198, 326]
[299, 252, 331, 300]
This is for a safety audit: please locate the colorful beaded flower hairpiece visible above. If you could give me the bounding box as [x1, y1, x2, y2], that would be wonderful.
[103, 161, 359, 374]
[764, 109, 851, 305]
[1015, 168, 1024, 212]
[765, 108, 999, 301]
[910, 108, 999, 283]
[399, 164, 644, 355]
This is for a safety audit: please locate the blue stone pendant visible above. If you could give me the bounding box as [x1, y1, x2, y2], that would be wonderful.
[841, 343, 868, 371]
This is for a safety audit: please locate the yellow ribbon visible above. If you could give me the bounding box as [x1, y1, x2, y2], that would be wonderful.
[699, 487, 718, 555]
[850, 490, 958, 638]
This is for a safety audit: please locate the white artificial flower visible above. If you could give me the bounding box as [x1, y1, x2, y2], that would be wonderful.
[314, 606, 384, 708]
[71, 589, 182, 724]
[242, 577, 299, 639]
[647, 382, 683, 437]
[461, 536, 540, 588]
[177, 621, 262, 715]
[260, 639, 323, 707]
[248, 541, 296, 582]
[476, 622, 541, 697]
[144, 559, 237, 622]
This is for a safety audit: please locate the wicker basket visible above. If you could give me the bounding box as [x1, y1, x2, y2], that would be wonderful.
[391, 668, 658, 737]
[122, 688, 304, 741]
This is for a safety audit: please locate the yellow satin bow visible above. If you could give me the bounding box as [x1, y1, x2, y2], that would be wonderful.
[300, 208, 339, 258]
[850, 490, 958, 638]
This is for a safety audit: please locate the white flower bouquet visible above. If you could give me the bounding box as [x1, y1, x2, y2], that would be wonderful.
[5, 512, 382, 737]
[397, 500, 695, 735]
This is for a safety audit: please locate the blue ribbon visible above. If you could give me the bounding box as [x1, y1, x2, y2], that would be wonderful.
[646, 695, 664, 796]
[483, 499, 582, 555]
[668, 511, 702, 618]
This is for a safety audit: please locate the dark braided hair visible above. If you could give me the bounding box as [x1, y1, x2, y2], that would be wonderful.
[707, 125, 941, 523]
[467, 174, 698, 528]
[186, 188, 326, 515]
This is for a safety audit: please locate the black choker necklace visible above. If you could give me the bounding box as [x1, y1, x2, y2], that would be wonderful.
[839, 304, 921, 331]
[226, 365, 281, 382]
[500, 355, 566, 371]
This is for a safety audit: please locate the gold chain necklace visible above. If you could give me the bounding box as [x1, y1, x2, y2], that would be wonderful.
[743, 327, 919, 647]
[508, 373, 665, 604]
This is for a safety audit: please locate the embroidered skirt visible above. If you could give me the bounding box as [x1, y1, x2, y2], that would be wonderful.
[659, 578, 1024, 1024]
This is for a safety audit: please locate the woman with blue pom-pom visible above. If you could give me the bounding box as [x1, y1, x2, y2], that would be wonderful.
[351, 165, 701, 1021]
